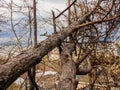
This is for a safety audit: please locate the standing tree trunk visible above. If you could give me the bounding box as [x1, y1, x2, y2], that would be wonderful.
[68, 0, 71, 26]
[33, 0, 37, 48]
[28, 0, 38, 90]
[57, 44, 76, 90]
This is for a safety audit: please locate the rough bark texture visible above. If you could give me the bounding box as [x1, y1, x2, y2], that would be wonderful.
[57, 44, 76, 90]
[76, 58, 92, 75]
[0, 11, 119, 89]
[0, 22, 80, 90]
[0, 11, 91, 90]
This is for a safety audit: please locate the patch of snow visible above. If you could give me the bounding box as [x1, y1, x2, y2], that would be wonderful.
[36, 71, 57, 77]
[14, 77, 24, 85]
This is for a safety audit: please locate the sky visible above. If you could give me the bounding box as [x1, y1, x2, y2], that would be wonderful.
[41, 0, 66, 9]
[37, 0, 67, 19]
[0, 0, 68, 46]
[0, 0, 119, 47]
[0, 0, 67, 18]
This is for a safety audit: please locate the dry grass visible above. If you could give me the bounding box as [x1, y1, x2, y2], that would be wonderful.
[7, 83, 25, 90]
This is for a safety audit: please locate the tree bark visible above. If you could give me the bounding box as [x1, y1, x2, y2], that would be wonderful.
[0, 21, 78, 90]
[0, 10, 92, 90]
[57, 44, 76, 90]
[0, 11, 119, 90]
[28, 0, 38, 89]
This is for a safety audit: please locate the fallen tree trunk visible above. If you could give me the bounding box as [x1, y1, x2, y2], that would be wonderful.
[0, 12, 120, 89]
[0, 14, 88, 89]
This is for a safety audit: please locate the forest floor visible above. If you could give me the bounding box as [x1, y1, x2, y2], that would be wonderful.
[0, 54, 120, 90]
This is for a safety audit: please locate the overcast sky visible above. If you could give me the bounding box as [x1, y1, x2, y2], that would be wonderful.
[0, 0, 120, 47]
[0, 0, 68, 44]
[2, 0, 67, 18]
[37, 0, 67, 17]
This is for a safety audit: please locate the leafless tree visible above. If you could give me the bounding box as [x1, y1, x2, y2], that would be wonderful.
[0, 0, 120, 90]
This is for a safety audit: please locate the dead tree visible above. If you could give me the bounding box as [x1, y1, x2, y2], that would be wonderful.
[0, 0, 120, 89]
[56, 43, 76, 90]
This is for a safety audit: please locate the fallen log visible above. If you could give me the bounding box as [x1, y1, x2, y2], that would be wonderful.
[0, 18, 84, 90]
[0, 12, 120, 90]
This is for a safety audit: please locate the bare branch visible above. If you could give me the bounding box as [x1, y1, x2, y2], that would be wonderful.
[76, 58, 92, 75]
[55, 0, 77, 19]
